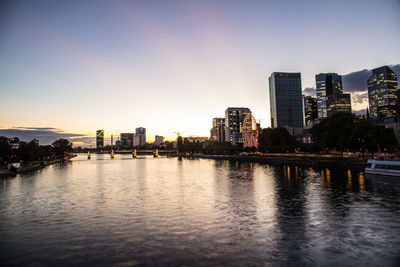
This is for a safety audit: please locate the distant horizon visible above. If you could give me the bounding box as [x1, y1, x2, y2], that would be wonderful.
[1, 64, 399, 147]
[1, 0, 399, 146]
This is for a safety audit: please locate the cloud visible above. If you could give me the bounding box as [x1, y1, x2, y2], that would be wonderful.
[0, 127, 88, 146]
[303, 87, 316, 96]
[342, 69, 371, 93]
[302, 64, 399, 111]
[67, 136, 96, 148]
[343, 64, 400, 93]
[339, 64, 400, 110]
[352, 91, 369, 104]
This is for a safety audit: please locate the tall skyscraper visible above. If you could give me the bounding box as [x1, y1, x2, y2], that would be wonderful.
[96, 130, 104, 149]
[135, 127, 146, 146]
[210, 118, 225, 142]
[269, 72, 303, 128]
[368, 66, 399, 119]
[120, 133, 134, 148]
[225, 107, 251, 144]
[316, 73, 343, 118]
[303, 96, 318, 126]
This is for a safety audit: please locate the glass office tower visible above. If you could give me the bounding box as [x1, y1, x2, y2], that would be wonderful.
[368, 66, 399, 119]
[316, 73, 343, 118]
[326, 94, 352, 116]
[269, 72, 303, 128]
[303, 96, 318, 126]
[96, 130, 104, 149]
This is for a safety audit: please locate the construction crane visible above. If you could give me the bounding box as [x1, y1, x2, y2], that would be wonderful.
[172, 131, 181, 137]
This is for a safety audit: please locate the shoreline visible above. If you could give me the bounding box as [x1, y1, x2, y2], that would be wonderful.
[0, 154, 77, 178]
[182, 154, 366, 170]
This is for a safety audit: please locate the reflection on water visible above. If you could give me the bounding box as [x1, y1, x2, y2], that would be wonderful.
[0, 154, 400, 266]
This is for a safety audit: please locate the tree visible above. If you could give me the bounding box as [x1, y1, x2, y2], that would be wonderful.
[0, 139, 13, 162]
[372, 125, 397, 153]
[349, 119, 375, 158]
[311, 112, 356, 154]
[52, 139, 72, 156]
[258, 127, 297, 152]
[311, 112, 398, 156]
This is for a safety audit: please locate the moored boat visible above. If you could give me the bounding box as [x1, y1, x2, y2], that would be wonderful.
[365, 158, 400, 177]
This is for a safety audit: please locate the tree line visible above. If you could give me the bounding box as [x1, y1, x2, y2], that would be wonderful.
[310, 112, 397, 156]
[177, 112, 397, 156]
[0, 138, 73, 164]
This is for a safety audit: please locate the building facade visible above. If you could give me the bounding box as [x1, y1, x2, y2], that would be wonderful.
[303, 95, 318, 126]
[135, 127, 146, 146]
[367, 66, 399, 119]
[210, 118, 225, 142]
[96, 130, 104, 149]
[269, 72, 303, 128]
[326, 93, 352, 116]
[120, 133, 134, 148]
[316, 73, 343, 118]
[133, 135, 141, 147]
[225, 107, 251, 144]
[154, 135, 164, 145]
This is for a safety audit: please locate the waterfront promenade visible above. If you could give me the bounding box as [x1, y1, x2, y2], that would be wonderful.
[0, 154, 77, 177]
[183, 153, 367, 169]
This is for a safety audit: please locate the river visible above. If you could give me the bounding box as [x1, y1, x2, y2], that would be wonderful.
[1, 154, 399, 266]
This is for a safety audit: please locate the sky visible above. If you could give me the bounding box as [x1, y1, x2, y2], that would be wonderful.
[0, 0, 399, 146]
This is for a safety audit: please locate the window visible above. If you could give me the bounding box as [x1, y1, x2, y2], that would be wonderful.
[375, 164, 400, 170]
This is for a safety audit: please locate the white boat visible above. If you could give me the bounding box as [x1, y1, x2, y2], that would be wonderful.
[365, 159, 400, 177]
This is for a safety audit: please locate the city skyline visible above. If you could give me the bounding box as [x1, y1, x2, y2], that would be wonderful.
[1, 0, 400, 146]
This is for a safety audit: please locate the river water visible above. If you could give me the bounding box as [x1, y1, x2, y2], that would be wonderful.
[1, 154, 400, 266]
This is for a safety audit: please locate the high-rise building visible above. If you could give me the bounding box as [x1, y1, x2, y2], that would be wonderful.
[326, 93, 352, 116]
[368, 66, 399, 119]
[303, 95, 318, 126]
[210, 118, 225, 142]
[133, 135, 141, 147]
[316, 73, 343, 118]
[96, 130, 104, 149]
[135, 127, 146, 146]
[154, 135, 164, 145]
[225, 107, 251, 144]
[120, 133, 134, 148]
[269, 72, 304, 128]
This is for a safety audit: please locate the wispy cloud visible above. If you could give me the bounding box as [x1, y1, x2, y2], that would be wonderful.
[342, 64, 400, 110]
[343, 64, 400, 93]
[302, 65, 400, 111]
[0, 127, 89, 146]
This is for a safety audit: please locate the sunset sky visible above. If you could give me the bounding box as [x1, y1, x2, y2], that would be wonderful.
[1, 0, 399, 146]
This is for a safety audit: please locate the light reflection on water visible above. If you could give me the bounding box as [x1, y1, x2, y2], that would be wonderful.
[1, 153, 400, 266]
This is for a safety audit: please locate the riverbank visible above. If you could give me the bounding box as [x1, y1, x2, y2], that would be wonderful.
[0, 154, 77, 177]
[183, 153, 367, 170]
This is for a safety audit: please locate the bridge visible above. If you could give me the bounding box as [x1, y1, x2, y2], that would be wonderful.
[93, 149, 177, 154]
